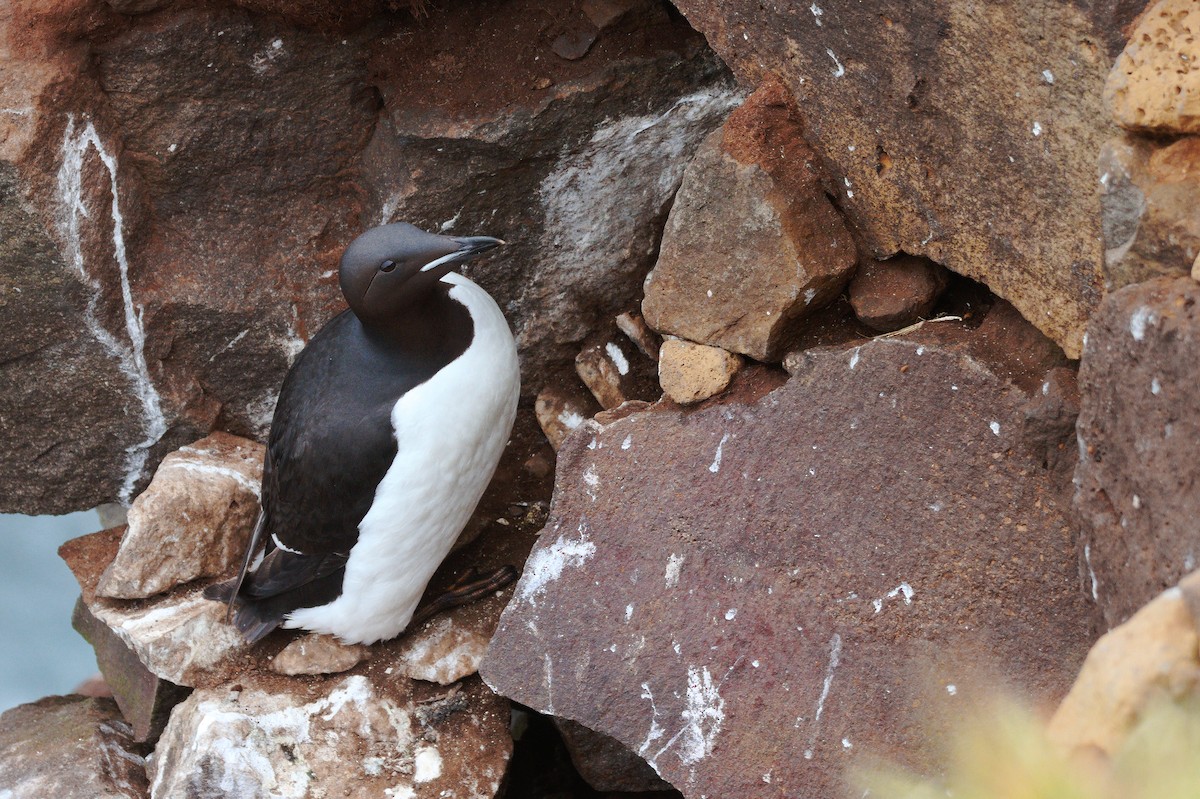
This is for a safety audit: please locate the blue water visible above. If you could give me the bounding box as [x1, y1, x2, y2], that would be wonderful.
[0, 511, 103, 712]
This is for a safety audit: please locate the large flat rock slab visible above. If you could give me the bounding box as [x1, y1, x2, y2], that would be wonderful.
[1074, 276, 1200, 626]
[482, 333, 1099, 798]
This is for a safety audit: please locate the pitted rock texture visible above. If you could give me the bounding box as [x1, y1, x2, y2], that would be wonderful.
[1105, 0, 1200, 133]
[483, 332, 1098, 798]
[97, 432, 264, 599]
[1099, 135, 1200, 289]
[658, 338, 742, 404]
[848, 254, 951, 332]
[642, 82, 856, 361]
[1048, 569, 1200, 757]
[667, 0, 1127, 357]
[1075, 276, 1200, 627]
[0, 694, 149, 799]
[1, 0, 734, 514]
[149, 674, 510, 799]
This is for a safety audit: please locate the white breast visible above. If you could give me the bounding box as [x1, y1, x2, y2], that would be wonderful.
[284, 274, 520, 644]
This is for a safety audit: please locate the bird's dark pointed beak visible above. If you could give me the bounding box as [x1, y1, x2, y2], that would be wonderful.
[452, 236, 505, 259]
[419, 235, 505, 276]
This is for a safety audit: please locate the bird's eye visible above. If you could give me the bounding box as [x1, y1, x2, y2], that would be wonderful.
[380, 260, 397, 273]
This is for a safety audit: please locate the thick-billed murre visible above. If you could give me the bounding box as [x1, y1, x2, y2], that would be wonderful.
[206, 222, 520, 645]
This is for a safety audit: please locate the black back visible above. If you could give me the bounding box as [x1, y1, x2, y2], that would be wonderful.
[209, 282, 474, 639]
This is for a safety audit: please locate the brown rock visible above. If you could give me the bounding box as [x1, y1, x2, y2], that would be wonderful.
[270, 634, 368, 677]
[643, 83, 857, 361]
[1105, 0, 1200, 133]
[1048, 570, 1200, 757]
[71, 594, 191, 743]
[1075, 276, 1200, 626]
[1100, 135, 1200, 289]
[668, 0, 1125, 357]
[556, 718, 672, 792]
[658, 338, 742, 404]
[536, 381, 603, 451]
[848, 255, 950, 332]
[2, 0, 735, 515]
[575, 333, 660, 411]
[615, 310, 662, 362]
[97, 433, 264, 600]
[0, 694, 149, 799]
[149, 675, 511, 799]
[483, 330, 1097, 798]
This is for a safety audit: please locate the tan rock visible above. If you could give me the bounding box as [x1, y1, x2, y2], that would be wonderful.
[1100, 135, 1200, 288]
[1105, 0, 1200, 133]
[271, 634, 368, 676]
[576, 340, 632, 410]
[391, 616, 491, 685]
[535, 382, 601, 451]
[96, 432, 264, 600]
[1048, 573, 1200, 756]
[642, 83, 857, 361]
[658, 338, 742, 404]
[615, 310, 662, 362]
[1193, 252, 1200, 282]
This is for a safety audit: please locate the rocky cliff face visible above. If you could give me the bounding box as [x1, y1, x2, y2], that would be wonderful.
[4, 0, 1200, 797]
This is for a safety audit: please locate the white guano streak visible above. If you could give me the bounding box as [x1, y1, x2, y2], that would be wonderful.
[57, 115, 167, 504]
[804, 633, 842, 760]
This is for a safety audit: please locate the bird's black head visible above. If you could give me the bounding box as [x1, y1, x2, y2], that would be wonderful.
[338, 223, 503, 325]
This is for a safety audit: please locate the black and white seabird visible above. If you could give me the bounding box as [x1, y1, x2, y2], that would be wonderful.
[206, 222, 520, 645]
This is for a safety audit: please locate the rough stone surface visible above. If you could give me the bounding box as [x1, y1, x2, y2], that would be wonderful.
[667, 1, 1134, 357]
[615, 310, 663, 362]
[643, 83, 856, 361]
[1105, 0, 1200, 133]
[97, 433, 264, 599]
[536, 381, 603, 451]
[555, 717, 672, 792]
[390, 616, 491, 685]
[71, 594, 191, 743]
[0, 694, 149, 799]
[848, 255, 951, 332]
[149, 674, 510, 799]
[483, 331, 1097, 798]
[575, 331, 660, 411]
[270, 633, 368, 677]
[1, 0, 735, 515]
[1048, 570, 1200, 757]
[1075, 276, 1200, 626]
[658, 339, 742, 404]
[1099, 135, 1200, 289]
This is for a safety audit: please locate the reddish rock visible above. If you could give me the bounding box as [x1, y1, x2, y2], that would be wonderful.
[667, 0, 1130, 357]
[483, 331, 1097, 798]
[1099, 135, 1200, 289]
[1075, 276, 1200, 627]
[1, 0, 735, 514]
[0, 694, 149, 799]
[555, 718, 672, 792]
[642, 82, 856, 361]
[848, 254, 950, 332]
